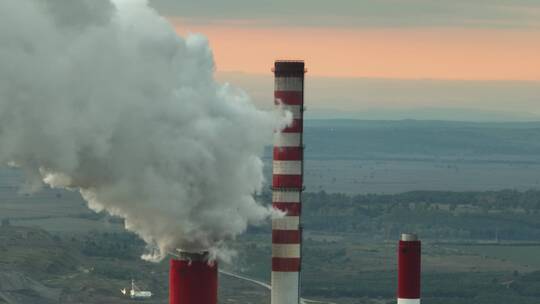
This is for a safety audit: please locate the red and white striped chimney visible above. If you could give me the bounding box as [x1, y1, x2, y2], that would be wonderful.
[170, 251, 218, 304]
[397, 233, 421, 304]
[271, 60, 306, 304]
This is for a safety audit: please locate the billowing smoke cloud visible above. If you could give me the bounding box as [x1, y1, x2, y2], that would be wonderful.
[0, 0, 288, 261]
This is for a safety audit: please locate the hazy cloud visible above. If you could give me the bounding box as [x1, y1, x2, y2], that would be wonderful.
[149, 0, 540, 28]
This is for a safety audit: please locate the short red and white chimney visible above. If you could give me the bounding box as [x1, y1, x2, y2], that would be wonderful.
[271, 60, 306, 304]
[397, 233, 421, 304]
[170, 251, 218, 304]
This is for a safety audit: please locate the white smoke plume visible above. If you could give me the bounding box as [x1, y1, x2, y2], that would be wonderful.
[0, 0, 289, 261]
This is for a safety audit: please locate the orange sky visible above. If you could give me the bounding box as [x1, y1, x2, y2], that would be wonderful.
[172, 20, 540, 81]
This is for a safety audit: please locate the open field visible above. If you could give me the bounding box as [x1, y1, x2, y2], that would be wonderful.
[232, 233, 540, 304]
[4, 120, 540, 302]
[264, 159, 540, 194]
[262, 120, 540, 194]
[447, 244, 540, 269]
[3, 205, 540, 303]
[3, 174, 540, 303]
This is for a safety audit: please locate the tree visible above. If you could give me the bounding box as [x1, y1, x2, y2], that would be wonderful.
[1, 218, 10, 227]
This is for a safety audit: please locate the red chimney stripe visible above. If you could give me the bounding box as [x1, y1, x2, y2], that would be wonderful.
[272, 257, 301, 272]
[170, 259, 218, 304]
[272, 230, 301, 244]
[281, 119, 303, 133]
[275, 91, 303, 105]
[272, 175, 302, 188]
[272, 202, 301, 216]
[398, 240, 421, 299]
[273, 147, 303, 161]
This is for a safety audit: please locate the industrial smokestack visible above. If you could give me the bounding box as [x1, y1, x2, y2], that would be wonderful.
[397, 233, 421, 304]
[271, 60, 306, 304]
[170, 252, 218, 304]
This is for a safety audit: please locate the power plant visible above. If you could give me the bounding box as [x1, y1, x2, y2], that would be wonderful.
[169, 251, 218, 304]
[398, 233, 421, 304]
[271, 60, 306, 304]
[164, 61, 423, 304]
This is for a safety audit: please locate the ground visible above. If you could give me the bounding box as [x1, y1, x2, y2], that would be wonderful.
[3, 166, 540, 303]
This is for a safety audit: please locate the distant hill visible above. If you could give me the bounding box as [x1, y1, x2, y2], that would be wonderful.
[266, 120, 540, 161]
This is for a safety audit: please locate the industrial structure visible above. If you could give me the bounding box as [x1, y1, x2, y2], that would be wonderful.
[397, 233, 421, 304]
[120, 279, 152, 299]
[169, 251, 218, 304]
[271, 60, 306, 304]
[156, 60, 426, 304]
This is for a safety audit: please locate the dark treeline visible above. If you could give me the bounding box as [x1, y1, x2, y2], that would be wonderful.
[255, 189, 540, 241]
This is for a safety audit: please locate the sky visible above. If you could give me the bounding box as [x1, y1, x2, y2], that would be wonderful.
[149, 0, 540, 121]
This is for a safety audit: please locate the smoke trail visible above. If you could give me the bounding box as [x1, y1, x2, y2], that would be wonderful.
[0, 0, 289, 261]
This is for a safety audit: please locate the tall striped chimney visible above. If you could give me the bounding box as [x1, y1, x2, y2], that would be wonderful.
[271, 60, 306, 304]
[397, 233, 421, 304]
[169, 251, 218, 304]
